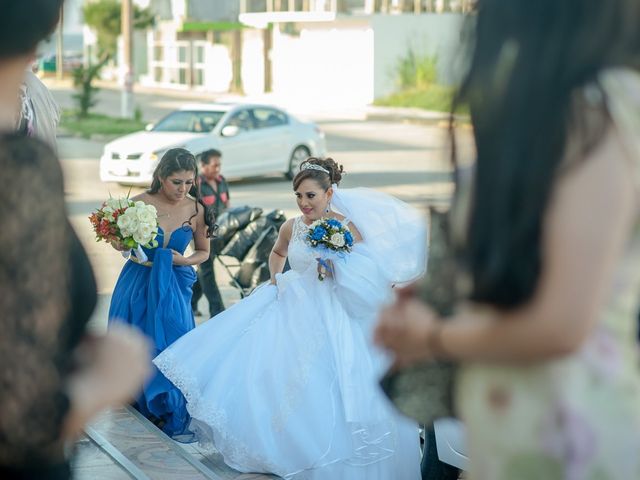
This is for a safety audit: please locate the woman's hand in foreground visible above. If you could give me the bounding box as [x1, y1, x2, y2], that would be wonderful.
[64, 324, 152, 439]
[374, 296, 442, 368]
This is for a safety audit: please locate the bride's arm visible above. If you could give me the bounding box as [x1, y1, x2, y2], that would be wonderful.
[346, 221, 363, 243]
[269, 219, 293, 283]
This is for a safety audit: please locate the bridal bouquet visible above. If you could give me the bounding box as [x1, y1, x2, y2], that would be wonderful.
[89, 197, 159, 255]
[305, 218, 354, 280]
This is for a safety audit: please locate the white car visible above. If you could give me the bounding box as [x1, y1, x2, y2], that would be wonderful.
[99, 103, 327, 185]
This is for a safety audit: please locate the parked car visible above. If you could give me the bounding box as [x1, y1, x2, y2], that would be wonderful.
[38, 52, 83, 73]
[99, 103, 327, 185]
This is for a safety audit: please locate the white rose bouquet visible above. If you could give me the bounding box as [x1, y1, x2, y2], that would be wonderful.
[89, 196, 159, 258]
[305, 218, 354, 280]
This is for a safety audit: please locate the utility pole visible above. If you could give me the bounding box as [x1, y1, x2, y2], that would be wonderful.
[56, 5, 64, 81]
[263, 26, 272, 93]
[121, 0, 134, 118]
[231, 29, 243, 94]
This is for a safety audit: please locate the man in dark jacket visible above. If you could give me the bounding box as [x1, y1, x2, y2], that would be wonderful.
[192, 149, 230, 318]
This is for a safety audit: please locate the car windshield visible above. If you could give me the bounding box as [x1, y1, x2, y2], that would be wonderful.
[152, 110, 226, 133]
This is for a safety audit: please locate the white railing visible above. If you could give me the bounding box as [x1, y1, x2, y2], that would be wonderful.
[239, 0, 475, 15]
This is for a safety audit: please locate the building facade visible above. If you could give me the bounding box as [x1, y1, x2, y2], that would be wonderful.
[100, 0, 469, 107]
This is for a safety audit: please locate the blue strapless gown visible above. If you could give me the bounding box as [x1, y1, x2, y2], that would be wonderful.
[108, 226, 197, 438]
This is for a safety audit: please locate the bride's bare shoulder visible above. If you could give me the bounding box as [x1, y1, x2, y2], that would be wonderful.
[279, 217, 296, 235]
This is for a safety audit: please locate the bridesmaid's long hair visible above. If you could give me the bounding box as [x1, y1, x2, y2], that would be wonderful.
[450, 0, 640, 309]
[148, 148, 216, 238]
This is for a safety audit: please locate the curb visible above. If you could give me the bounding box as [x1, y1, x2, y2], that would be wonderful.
[365, 106, 469, 127]
[56, 127, 121, 143]
[46, 75, 471, 128]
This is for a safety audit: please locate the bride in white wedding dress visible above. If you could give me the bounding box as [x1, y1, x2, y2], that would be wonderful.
[154, 157, 426, 479]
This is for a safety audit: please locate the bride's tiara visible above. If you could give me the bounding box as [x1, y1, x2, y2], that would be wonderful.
[301, 163, 330, 175]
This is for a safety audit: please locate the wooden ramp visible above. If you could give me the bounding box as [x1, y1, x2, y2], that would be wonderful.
[72, 407, 279, 480]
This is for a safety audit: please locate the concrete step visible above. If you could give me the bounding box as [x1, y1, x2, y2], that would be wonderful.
[177, 441, 280, 480]
[75, 406, 218, 479]
[73, 406, 279, 480]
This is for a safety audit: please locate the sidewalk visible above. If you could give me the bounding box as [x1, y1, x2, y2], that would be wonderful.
[43, 76, 463, 126]
[365, 105, 468, 127]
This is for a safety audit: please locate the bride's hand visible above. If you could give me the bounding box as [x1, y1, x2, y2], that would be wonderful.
[316, 258, 334, 281]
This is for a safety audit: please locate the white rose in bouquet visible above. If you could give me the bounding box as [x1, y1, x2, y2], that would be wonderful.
[102, 206, 115, 222]
[106, 197, 131, 210]
[136, 205, 157, 224]
[91, 196, 159, 256]
[117, 211, 137, 237]
[330, 232, 345, 248]
[133, 222, 155, 245]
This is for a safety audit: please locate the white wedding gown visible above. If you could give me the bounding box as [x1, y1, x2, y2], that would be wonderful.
[154, 185, 426, 479]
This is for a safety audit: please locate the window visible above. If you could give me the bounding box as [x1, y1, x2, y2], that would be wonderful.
[225, 110, 255, 131]
[153, 46, 164, 61]
[195, 45, 205, 64]
[194, 69, 204, 86]
[153, 110, 226, 133]
[178, 45, 188, 63]
[251, 108, 288, 129]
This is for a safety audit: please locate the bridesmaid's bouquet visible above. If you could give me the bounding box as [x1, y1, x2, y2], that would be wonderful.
[305, 218, 354, 280]
[89, 197, 159, 253]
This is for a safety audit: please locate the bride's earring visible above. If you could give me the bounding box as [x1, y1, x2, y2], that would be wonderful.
[325, 202, 331, 214]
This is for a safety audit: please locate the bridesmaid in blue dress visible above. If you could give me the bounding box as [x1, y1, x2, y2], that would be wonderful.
[108, 148, 215, 438]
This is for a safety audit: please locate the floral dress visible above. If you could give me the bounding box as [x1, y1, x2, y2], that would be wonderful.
[456, 68, 640, 480]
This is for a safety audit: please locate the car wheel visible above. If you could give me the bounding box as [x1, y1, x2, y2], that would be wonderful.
[421, 425, 461, 480]
[286, 146, 310, 179]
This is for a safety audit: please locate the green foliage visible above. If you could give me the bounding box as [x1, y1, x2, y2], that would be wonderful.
[71, 58, 108, 118]
[134, 105, 143, 122]
[60, 109, 146, 138]
[376, 47, 467, 113]
[374, 86, 462, 113]
[83, 0, 155, 59]
[396, 48, 438, 90]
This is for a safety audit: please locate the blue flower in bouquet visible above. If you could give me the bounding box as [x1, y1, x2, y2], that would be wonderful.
[311, 226, 327, 241]
[305, 217, 353, 254]
[305, 217, 353, 281]
[344, 230, 354, 247]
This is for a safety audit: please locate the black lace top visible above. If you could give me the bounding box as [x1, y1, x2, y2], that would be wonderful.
[0, 135, 97, 478]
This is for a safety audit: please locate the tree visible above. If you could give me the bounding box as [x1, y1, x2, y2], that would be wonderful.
[83, 0, 154, 59]
[71, 57, 109, 117]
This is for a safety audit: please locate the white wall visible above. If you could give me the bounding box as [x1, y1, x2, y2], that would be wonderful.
[133, 12, 468, 107]
[270, 20, 375, 108]
[242, 29, 265, 95]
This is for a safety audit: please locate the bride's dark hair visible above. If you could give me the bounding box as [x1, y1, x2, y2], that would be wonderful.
[148, 148, 216, 238]
[293, 157, 344, 191]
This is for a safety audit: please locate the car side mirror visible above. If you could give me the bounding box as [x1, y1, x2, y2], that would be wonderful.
[145, 123, 154, 131]
[221, 125, 240, 137]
